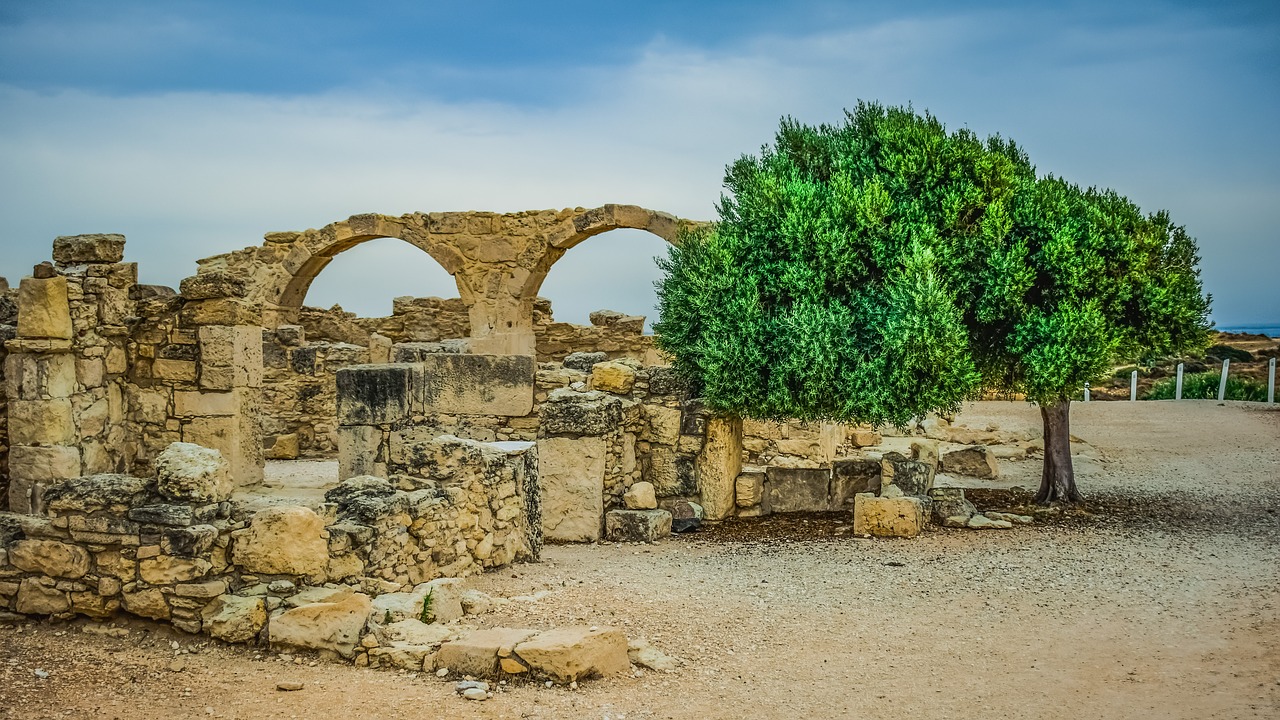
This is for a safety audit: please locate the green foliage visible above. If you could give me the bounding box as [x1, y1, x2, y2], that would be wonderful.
[656, 102, 1212, 421]
[1143, 372, 1268, 401]
[419, 588, 434, 624]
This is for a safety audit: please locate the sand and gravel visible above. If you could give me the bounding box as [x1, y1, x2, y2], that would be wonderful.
[1, 400, 1277, 719]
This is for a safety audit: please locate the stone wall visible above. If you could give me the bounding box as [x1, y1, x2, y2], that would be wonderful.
[0, 277, 14, 508]
[0, 436, 537, 638]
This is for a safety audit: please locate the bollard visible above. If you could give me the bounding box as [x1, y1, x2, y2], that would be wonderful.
[1083, 382, 1090, 402]
[1130, 370, 1138, 401]
[1269, 357, 1276, 405]
[1217, 358, 1230, 402]
[1175, 362, 1184, 400]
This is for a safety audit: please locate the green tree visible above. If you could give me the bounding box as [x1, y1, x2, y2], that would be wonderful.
[655, 102, 1211, 504]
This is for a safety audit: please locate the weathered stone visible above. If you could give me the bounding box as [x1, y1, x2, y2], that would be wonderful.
[562, 351, 606, 373]
[269, 592, 372, 659]
[336, 364, 414, 425]
[604, 509, 672, 542]
[622, 481, 657, 510]
[155, 442, 231, 503]
[42, 474, 154, 513]
[985, 511, 1033, 525]
[628, 637, 680, 673]
[831, 458, 880, 509]
[539, 389, 622, 436]
[735, 469, 766, 508]
[853, 493, 924, 538]
[9, 398, 74, 445]
[162, 524, 219, 556]
[7, 539, 91, 578]
[16, 275, 73, 339]
[52, 234, 126, 264]
[139, 555, 213, 584]
[435, 628, 539, 677]
[767, 467, 830, 513]
[696, 417, 742, 520]
[644, 404, 681, 445]
[201, 595, 267, 643]
[15, 578, 69, 615]
[928, 488, 976, 524]
[232, 506, 328, 578]
[370, 579, 463, 625]
[941, 446, 1000, 479]
[645, 367, 688, 397]
[7, 446, 81, 485]
[512, 626, 630, 683]
[590, 361, 636, 395]
[128, 504, 195, 526]
[537, 436, 604, 542]
[880, 452, 935, 496]
[178, 271, 247, 300]
[849, 428, 882, 448]
[418, 353, 535, 417]
[265, 433, 300, 460]
[665, 500, 704, 533]
[121, 587, 170, 620]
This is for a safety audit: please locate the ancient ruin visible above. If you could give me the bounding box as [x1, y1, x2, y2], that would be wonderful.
[0, 205, 1035, 679]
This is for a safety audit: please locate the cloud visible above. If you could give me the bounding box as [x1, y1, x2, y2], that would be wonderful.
[0, 4, 1275, 324]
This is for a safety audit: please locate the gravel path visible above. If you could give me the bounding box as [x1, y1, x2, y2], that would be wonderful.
[2, 400, 1277, 719]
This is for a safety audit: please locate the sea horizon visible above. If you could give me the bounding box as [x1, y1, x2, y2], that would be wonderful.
[1217, 324, 1280, 338]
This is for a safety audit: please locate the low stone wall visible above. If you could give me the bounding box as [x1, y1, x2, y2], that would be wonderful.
[0, 278, 14, 509]
[0, 436, 537, 641]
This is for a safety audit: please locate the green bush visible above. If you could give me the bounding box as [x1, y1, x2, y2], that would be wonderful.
[1143, 371, 1268, 401]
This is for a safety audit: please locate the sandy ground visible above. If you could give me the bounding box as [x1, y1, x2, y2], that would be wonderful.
[2, 400, 1277, 719]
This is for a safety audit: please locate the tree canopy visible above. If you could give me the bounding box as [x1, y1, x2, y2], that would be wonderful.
[655, 102, 1212, 503]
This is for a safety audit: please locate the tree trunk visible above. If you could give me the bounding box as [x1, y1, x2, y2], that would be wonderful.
[1035, 397, 1083, 505]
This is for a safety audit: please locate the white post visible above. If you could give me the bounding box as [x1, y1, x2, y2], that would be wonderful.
[1217, 358, 1230, 401]
[1269, 357, 1276, 405]
[1175, 363, 1184, 400]
[1130, 370, 1138, 401]
[1083, 382, 1090, 402]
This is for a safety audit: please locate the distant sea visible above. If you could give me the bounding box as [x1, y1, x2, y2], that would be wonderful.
[1218, 324, 1280, 338]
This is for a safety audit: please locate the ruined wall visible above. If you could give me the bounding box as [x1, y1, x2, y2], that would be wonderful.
[0, 278, 15, 508]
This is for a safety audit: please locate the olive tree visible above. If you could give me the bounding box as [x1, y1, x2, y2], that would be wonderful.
[655, 102, 1210, 504]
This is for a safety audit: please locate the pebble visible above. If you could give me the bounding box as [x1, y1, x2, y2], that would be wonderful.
[436, 667, 450, 677]
[169, 658, 187, 672]
[277, 681, 304, 691]
[455, 680, 489, 693]
[462, 688, 488, 701]
[33, 669, 49, 679]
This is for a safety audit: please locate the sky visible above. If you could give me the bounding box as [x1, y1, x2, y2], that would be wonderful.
[0, 0, 1276, 328]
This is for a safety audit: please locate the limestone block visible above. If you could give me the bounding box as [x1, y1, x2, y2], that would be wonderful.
[696, 417, 742, 521]
[9, 399, 74, 445]
[338, 425, 383, 480]
[155, 442, 232, 503]
[645, 367, 687, 397]
[265, 433, 300, 460]
[152, 359, 197, 382]
[940, 446, 1000, 479]
[121, 588, 170, 620]
[269, 592, 372, 659]
[7, 445, 81, 485]
[7, 539, 91, 578]
[17, 276, 73, 339]
[138, 555, 212, 584]
[539, 389, 622, 436]
[590, 361, 636, 395]
[880, 452, 936, 496]
[853, 493, 924, 538]
[537, 436, 605, 542]
[173, 391, 236, 417]
[52, 234, 125, 264]
[182, 410, 261, 488]
[512, 626, 630, 683]
[767, 467, 831, 513]
[562, 351, 606, 373]
[435, 628, 539, 677]
[201, 595, 267, 643]
[197, 325, 263, 389]
[181, 298, 261, 327]
[735, 470, 765, 508]
[645, 447, 697, 497]
[928, 487, 976, 524]
[232, 506, 328, 578]
[604, 509, 672, 542]
[178, 271, 247, 300]
[16, 578, 69, 615]
[5, 352, 75, 400]
[418, 353, 535, 417]
[831, 458, 881, 509]
[368, 333, 392, 364]
[622, 481, 657, 510]
[335, 364, 415, 425]
[41, 473, 153, 514]
[644, 405, 681, 444]
[76, 357, 105, 389]
[849, 429, 882, 447]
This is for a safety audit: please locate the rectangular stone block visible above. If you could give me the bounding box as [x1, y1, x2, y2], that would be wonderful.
[696, 417, 742, 521]
[173, 390, 236, 417]
[338, 425, 385, 480]
[434, 628, 539, 677]
[735, 469, 766, 508]
[16, 276, 73, 340]
[5, 351, 76, 400]
[831, 458, 881, 509]
[604, 509, 672, 542]
[152, 359, 197, 382]
[8, 445, 81, 484]
[9, 399, 75, 445]
[336, 363, 415, 425]
[197, 324, 263, 389]
[53, 234, 126, 264]
[418, 353, 534, 417]
[767, 467, 831, 513]
[853, 493, 924, 538]
[538, 436, 605, 542]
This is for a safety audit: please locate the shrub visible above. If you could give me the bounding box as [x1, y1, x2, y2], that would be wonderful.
[1143, 371, 1268, 401]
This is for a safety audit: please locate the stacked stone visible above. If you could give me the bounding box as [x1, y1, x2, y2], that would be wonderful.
[262, 324, 372, 459]
[0, 277, 14, 507]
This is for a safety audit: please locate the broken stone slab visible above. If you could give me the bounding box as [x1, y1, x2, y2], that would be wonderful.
[539, 389, 623, 436]
[985, 511, 1033, 525]
[231, 506, 328, 578]
[880, 452, 935, 497]
[562, 351, 606, 373]
[928, 487, 976, 524]
[200, 595, 267, 644]
[434, 628, 539, 677]
[627, 637, 679, 672]
[178, 271, 248, 300]
[52, 234, 126, 264]
[155, 442, 231, 504]
[268, 592, 372, 659]
[42, 474, 156, 515]
[831, 458, 880, 509]
[512, 626, 630, 683]
[604, 509, 672, 542]
[368, 578, 463, 625]
[590, 361, 636, 394]
[666, 501, 703, 533]
[766, 467, 830, 513]
[940, 446, 1000, 479]
[852, 493, 924, 538]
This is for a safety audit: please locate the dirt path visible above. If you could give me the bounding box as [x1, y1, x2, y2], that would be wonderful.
[2, 401, 1277, 719]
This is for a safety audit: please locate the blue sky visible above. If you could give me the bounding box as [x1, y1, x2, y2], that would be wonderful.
[0, 0, 1276, 326]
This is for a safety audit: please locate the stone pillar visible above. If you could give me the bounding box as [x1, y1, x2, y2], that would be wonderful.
[186, 325, 264, 487]
[5, 264, 79, 513]
[536, 389, 624, 542]
[696, 416, 743, 521]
